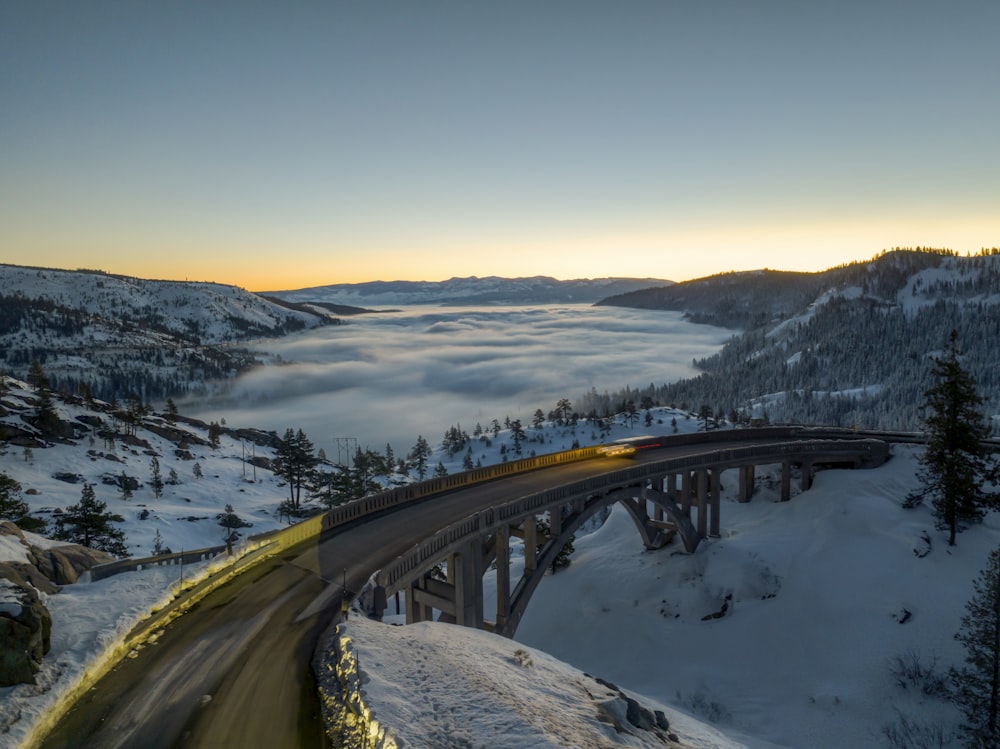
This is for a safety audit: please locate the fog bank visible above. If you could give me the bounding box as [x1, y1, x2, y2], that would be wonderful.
[184, 305, 730, 455]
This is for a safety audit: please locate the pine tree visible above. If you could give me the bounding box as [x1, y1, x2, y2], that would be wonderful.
[217, 503, 252, 553]
[118, 471, 134, 500]
[905, 331, 998, 545]
[0, 472, 30, 522]
[408, 435, 432, 480]
[952, 546, 1000, 747]
[28, 360, 61, 436]
[149, 457, 164, 498]
[434, 461, 448, 477]
[510, 419, 525, 456]
[55, 483, 128, 557]
[274, 428, 318, 509]
[208, 421, 222, 449]
[193, 462, 203, 480]
[152, 529, 167, 555]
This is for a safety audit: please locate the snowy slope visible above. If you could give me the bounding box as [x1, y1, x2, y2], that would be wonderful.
[0, 264, 325, 344]
[0, 263, 333, 404]
[338, 616, 744, 749]
[3, 376, 998, 748]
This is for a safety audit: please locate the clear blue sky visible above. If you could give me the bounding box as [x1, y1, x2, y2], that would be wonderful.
[2, 1, 998, 290]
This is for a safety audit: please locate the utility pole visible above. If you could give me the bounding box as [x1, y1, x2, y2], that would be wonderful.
[332, 437, 358, 467]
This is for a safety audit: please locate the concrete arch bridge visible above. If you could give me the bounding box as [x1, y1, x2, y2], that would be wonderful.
[372, 434, 889, 637]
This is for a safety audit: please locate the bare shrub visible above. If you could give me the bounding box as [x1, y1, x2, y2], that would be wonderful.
[888, 649, 949, 697]
[881, 711, 952, 749]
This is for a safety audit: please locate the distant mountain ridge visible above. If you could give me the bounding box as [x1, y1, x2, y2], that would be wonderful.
[267, 275, 672, 307]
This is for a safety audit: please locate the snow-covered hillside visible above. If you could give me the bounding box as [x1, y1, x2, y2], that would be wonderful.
[592, 250, 1000, 430]
[267, 275, 672, 307]
[3, 373, 998, 748]
[0, 263, 333, 403]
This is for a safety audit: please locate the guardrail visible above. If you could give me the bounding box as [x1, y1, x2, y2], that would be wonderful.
[89, 426, 906, 581]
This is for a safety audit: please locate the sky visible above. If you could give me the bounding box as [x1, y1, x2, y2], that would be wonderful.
[2, 1, 998, 291]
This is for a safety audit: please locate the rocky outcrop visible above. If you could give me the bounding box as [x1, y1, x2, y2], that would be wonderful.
[0, 567, 52, 686]
[0, 521, 114, 686]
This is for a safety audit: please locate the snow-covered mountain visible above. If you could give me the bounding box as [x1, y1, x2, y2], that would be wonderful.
[266, 275, 672, 307]
[590, 249, 1000, 429]
[0, 264, 334, 402]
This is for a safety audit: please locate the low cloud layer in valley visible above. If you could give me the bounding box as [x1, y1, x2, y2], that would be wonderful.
[183, 305, 731, 454]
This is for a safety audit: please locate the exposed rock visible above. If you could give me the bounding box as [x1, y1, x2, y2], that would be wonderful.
[52, 471, 84, 484]
[654, 709, 670, 731]
[0, 574, 51, 686]
[75, 414, 104, 428]
[143, 421, 210, 448]
[0, 423, 46, 448]
[0, 560, 60, 595]
[0, 520, 26, 543]
[0, 525, 115, 685]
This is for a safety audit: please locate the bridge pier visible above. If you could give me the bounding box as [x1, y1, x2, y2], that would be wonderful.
[738, 464, 755, 502]
[406, 575, 436, 624]
[709, 469, 721, 538]
[781, 461, 792, 501]
[680, 470, 692, 519]
[549, 504, 563, 537]
[495, 525, 511, 632]
[523, 517, 538, 574]
[695, 469, 708, 537]
[800, 459, 813, 491]
[406, 540, 485, 627]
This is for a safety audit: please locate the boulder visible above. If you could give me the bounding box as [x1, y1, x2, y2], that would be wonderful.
[0, 574, 52, 686]
[38, 545, 115, 584]
[0, 529, 115, 685]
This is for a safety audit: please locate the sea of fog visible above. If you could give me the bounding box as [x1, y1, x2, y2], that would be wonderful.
[182, 305, 732, 456]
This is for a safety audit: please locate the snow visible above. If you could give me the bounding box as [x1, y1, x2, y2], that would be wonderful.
[0, 264, 322, 344]
[515, 446, 995, 748]
[3, 370, 998, 748]
[339, 616, 743, 748]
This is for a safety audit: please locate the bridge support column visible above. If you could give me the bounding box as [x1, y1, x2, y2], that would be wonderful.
[656, 474, 674, 523]
[549, 504, 562, 538]
[801, 460, 813, 491]
[495, 525, 511, 631]
[781, 461, 791, 501]
[709, 469, 721, 538]
[407, 576, 434, 624]
[695, 469, 708, 538]
[652, 476, 664, 523]
[451, 541, 484, 629]
[523, 517, 537, 575]
[680, 471, 692, 519]
[738, 464, 755, 503]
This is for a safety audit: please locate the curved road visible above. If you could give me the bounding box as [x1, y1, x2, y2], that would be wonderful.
[38, 436, 844, 749]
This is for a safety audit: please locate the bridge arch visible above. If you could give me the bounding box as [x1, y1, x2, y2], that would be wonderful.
[370, 437, 890, 637]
